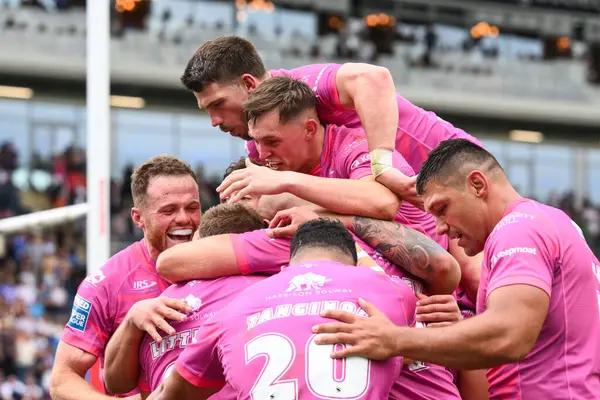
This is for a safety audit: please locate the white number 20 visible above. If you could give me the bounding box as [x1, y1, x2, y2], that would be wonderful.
[245, 333, 371, 400]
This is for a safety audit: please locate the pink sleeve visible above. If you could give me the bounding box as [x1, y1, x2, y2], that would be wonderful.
[485, 217, 556, 299]
[336, 131, 415, 180]
[61, 281, 111, 357]
[245, 141, 260, 163]
[275, 64, 346, 111]
[175, 317, 226, 388]
[230, 230, 291, 275]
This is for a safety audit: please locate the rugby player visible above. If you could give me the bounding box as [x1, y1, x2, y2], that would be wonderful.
[103, 203, 268, 397]
[217, 76, 445, 248]
[181, 36, 482, 210]
[148, 219, 417, 400]
[49, 156, 201, 400]
[312, 139, 600, 399]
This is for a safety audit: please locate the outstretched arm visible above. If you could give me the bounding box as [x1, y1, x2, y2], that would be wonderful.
[268, 207, 459, 294]
[350, 216, 460, 294]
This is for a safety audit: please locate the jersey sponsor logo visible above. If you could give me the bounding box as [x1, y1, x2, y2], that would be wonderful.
[84, 270, 106, 286]
[247, 300, 368, 330]
[492, 212, 535, 233]
[593, 261, 600, 283]
[183, 294, 202, 312]
[490, 247, 538, 267]
[67, 295, 92, 332]
[150, 328, 199, 360]
[350, 154, 371, 171]
[132, 280, 158, 291]
[286, 272, 332, 292]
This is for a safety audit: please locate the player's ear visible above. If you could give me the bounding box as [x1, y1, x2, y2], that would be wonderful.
[131, 207, 145, 230]
[304, 119, 318, 140]
[466, 170, 488, 199]
[241, 74, 259, 93]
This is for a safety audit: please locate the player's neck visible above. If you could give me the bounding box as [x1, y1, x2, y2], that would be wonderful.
[290, 250, 353, 266]
[299, 124, 326, 174]
[142, 237, 160, 265]
[490, 182, 522, 227]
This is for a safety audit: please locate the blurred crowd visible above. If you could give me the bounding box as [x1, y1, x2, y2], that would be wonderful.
[0, 141, 220, 399]
[0, 139, 599, 398]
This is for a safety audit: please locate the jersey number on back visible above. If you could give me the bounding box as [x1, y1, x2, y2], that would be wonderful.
[245, 332, 371, 399]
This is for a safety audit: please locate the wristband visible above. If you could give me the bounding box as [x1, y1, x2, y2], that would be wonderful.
[370, 149, 394, 178]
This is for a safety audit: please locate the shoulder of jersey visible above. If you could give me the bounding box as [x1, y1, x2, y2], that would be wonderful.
[81, 245, 140, 289]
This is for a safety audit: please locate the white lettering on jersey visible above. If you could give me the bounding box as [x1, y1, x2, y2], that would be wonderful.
[150, 328, 199, 360]
[67, 295, 92, 332]
[132, 280, 158, 291]
[492, 212, 536, 233]
[490, 247, 538, 268]
[247, 300, 367, 330]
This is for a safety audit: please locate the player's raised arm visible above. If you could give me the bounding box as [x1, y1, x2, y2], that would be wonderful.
[335, 63, 422, 208]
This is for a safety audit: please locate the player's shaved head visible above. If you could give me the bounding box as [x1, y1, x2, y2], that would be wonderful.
[416, 139, 504, 195]
[197, 203, 267, 238]
[290, 219, 357, 265]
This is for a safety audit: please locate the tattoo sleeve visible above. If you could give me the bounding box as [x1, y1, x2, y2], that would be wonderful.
[351, 216, 443, 279]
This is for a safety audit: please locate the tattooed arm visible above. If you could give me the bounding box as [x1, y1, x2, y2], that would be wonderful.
[351, 216, 460, 294]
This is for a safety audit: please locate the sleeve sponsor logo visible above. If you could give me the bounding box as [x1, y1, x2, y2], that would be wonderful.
[84, 270, 106, 286]
[67, 295, 92, 332]
[350, 154, 371, 171]
[490, 247, 538, 268]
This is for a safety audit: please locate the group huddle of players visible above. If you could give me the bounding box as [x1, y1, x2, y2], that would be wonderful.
[48, 36, 600, 400]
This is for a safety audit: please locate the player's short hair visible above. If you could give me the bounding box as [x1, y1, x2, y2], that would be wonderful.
[290, 218, 358, 265]
[181, 36, 267, 93]
[416, 139, 504, 195]
[244, 76, 317, 125]
[131, 155, 198, 207]
[223, 157, 247, 180]
[197, 202, 266, 238]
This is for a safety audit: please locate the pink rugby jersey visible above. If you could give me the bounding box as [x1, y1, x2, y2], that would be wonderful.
[137, 275, 265, 392]
[246, 63, 482, 172]
[478, 198, 600, 400]
[62, 241, 170, 396]
[313, 124, 447, 249]
[176, 261, 414, 399]
[230, 229, 461, 400]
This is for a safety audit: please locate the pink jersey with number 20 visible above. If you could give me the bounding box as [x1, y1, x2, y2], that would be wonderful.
[176, 261, 415, 399]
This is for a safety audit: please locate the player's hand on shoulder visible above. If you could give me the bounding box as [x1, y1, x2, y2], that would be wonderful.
[313, 298, 400, 361]
[376, 170, 424, 211]
[126, 297, 192, 342]
[268, 206, 321, 238]
[415, 293, 462, 328]
[217, 158, 292, 203]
